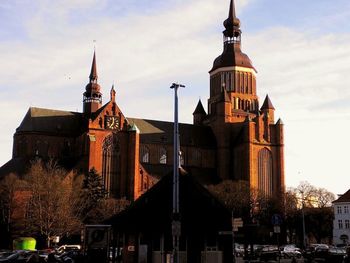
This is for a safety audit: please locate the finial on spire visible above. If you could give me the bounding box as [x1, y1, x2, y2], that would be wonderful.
[89, 50, 98, 82]
[223, 0, 241, 40]
[228, 0, 237, 21]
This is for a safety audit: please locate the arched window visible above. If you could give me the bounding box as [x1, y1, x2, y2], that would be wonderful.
[159, 147, 167, 164]
[140, 145, 150, 163]
[102, 133, 120, 195]
[258, 148, 273, 196]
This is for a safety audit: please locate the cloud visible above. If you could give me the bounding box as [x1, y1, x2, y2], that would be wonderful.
[0, 0, 349, 195]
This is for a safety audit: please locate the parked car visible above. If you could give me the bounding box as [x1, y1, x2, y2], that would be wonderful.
[234, 243, 244, 257]
[56, 245, 81, 254]
[258, 245, 280, 262]
[0, 250, 35, 263]
[281, 244, 302, 258]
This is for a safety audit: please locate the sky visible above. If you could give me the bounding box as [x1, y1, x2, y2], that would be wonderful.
[1, 0, 350, 196]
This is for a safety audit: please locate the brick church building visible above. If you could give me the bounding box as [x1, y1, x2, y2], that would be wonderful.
[0, 0, 285, 201]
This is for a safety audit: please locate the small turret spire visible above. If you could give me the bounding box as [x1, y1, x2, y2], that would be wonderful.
[110, 83, 116, 102]
[261, 95, 275, 110]
[89, 51, 98, 83]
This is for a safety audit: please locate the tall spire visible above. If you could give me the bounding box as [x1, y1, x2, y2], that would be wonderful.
[89, 50, 98, 83]
[83, 51, 102, 114]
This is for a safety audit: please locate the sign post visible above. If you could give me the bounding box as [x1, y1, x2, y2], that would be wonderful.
[271, 214, 282, 263]
[232, 217, 243, 263]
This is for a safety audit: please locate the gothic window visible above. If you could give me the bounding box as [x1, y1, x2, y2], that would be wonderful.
[159, 147, 167, 164]
[258, 148, 273, 196]
[140, 145, 150, 163]
[345, 220, 350, 229]
[338, 206, 342, 214]
[102, 133, 120, 195]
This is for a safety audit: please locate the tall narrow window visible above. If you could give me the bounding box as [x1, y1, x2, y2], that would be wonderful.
[339, 220, 343, 229]
[338, 206, 342, 214]
[102, 133, 120, 195]
[345, 220, 350, 229]
[258, 148, 273, 196]
[140, 145, 150, 163]
[344, 206, 349, 214]
[159, 147, 167, 164]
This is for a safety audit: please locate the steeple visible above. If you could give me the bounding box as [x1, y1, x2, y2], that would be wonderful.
[261, 95, 275, 124]
[110, 84, 116, 102]
[83, 51, 102, 114]
[223, 0, 241, 44]
[89, 51, 98, 83]
[193, 99, 207, 125]
[210, 0, 255, 73]
[261, 95, 275, 110]
[208, 0, 258, 119]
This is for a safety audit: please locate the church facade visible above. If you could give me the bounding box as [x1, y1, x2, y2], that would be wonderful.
[0, 0, 285, 201]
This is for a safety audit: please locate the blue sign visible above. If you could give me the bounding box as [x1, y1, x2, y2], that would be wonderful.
[271, 214, 282, 225]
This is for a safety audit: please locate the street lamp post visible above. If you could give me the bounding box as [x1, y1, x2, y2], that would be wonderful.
[170, 83, 185, 263]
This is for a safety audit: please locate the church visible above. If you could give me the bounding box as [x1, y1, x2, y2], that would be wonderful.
[0, 0, 285, 201]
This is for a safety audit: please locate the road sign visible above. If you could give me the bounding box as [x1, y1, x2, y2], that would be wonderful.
[271, 214, 282, 226]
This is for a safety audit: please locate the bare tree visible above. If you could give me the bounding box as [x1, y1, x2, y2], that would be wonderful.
[314, 188, 336, 208]
[286, 181, 336, 245]
[24, 159, 81, 247]
[290, 181, 335, 208]
[207, 180, 268, 220]
[0, 173, 21, 247]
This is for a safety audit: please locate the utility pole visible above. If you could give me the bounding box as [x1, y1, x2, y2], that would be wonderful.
[170, 83, 185, 263]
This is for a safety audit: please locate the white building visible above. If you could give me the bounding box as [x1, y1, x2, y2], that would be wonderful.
[333, 189, 350, 245]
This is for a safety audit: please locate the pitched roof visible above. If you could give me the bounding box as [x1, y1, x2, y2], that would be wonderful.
[16, 107, 84, 136]
[105, 169, 231, 233]
[127, 118, 216, 148]
[333, 189, 350, 203]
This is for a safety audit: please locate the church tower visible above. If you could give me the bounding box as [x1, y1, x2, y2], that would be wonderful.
[208, 0, 259, 122]
[83, 51, 102, 114]
[203, 0, 285, 196]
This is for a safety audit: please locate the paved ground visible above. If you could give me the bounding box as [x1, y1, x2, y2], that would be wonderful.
[235, 257, 305, 263]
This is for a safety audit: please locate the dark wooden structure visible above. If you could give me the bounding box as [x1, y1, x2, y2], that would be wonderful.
[106, 169, 233, 263]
